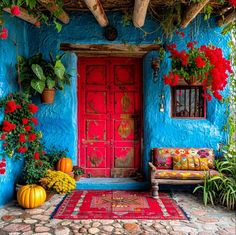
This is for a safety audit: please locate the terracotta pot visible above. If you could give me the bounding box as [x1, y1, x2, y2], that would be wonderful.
[41, 88, 55, 104]
[74, 175, 82, 181]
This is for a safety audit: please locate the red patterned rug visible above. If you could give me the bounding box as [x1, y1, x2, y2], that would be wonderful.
[52, 190, 187, 220]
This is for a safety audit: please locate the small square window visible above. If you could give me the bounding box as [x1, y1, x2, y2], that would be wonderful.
[171, 86, 206, 118]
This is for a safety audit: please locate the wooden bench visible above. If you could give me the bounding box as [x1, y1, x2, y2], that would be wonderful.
[149, 148, 220, 198]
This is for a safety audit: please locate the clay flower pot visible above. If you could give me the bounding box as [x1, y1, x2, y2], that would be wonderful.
[41, 88, 55, 104]
[74, 175, 82, 181]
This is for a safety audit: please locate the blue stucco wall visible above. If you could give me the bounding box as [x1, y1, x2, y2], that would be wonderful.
[28, 12, 230, 179]
[0, 13, 29, 206]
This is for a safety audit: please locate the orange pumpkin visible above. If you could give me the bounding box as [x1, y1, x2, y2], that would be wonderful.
[57, 158, 73, 173]
[17, 184, 46, 209]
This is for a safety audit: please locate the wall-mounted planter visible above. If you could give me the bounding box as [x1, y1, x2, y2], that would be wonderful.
[41, 88, 55, 104]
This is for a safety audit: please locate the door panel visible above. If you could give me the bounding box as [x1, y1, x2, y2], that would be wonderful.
[78, 58, 142, 178]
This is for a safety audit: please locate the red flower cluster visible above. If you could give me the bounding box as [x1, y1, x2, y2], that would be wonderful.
[34, 152, 40, 160]
[195, 56, 206, 68]
[25, 125, 32, 132]
[0, 28, 8, 40]
[30, 117, 38, 125]
[22, 118, 28, 125]
[164, 42, 233, 101]
[28, 104, 38, 113]
[18, 134, 26, 143]
[11, 5, 21, 16]
[200, 45, 233, 100]
[164, 72, 179, 86]
[28, 133, 37, 142]
[2, 120, 16, 132]
[18, 146, 27, 153]
[229, 0, 236, 7]
[5, 100, 17, 114]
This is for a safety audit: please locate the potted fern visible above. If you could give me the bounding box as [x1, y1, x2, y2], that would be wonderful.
[17, 53, 71, 104]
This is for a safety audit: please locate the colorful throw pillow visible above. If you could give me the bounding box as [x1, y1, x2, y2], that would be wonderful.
[153, 149, 172, 169]
[173, 156, 209, 171]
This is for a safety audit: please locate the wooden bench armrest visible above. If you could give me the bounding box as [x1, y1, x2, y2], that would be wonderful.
[148, 162, 157, 172]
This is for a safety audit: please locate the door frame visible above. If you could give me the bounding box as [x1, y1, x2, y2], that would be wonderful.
[77, 56, 144, 177]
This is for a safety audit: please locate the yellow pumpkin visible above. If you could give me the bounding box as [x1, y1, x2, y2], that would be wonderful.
[57, 158, 73, 173]
[17, 184, 46, 209]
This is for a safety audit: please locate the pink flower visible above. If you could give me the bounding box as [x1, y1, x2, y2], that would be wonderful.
[11, 5, 21, 16]
[0, 28, 8, 40]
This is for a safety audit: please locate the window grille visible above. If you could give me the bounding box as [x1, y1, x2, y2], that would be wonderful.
[171, 86, 206, 118]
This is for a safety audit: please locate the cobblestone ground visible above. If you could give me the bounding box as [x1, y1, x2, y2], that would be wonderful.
[0, 192, 235, 235]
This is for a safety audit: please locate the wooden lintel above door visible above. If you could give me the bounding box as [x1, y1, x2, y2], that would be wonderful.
[60, 43, 161, 58]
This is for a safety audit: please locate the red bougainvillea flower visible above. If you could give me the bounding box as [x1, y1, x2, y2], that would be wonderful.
[18, 146, 27, 153]
[28, 104, 38, 113]
[213, 91, 223, 101]
[25, 125, 32, 132]
[195, 56, 206, 68]
[1, 134, 6, 140]
[30, 117, 38, 125]
[22, 118, 28, 125]
[11, 5, 21, 16]
[164, 72, 179, 86]
[18, 134, 26, 143]
[0, 160, 6, 167]
[16, 105, 22, 109]
[2, 120, 16, 132]
[3, 142, 8, 147]
[0, 28, 8, 40]
[39, 161, 43, 166]
[28, 133, 37, 142]
[34, 152, 40, 160]
[229, 0, 236, 7]
[5, 100, 17, 114]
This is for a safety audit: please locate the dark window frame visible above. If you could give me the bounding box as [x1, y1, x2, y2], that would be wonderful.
[171, 85, 206, 119]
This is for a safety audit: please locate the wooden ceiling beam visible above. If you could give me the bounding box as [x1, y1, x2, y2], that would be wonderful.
[181, 0, 210, 29]
[3, 7, 38, 25]
[37, 0, 70, 24]
[83, 0, 109, 27]
[217, 10, 236, 27]
[60, 43, 161, 57]
[133, 0, 150, 28]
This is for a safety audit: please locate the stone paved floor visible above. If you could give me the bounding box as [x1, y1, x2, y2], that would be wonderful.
[0, 192, 235, 235]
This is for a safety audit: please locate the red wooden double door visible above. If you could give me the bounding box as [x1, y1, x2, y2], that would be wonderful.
[78, 57, 142, 177]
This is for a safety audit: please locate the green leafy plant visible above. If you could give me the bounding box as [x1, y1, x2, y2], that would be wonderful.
[17, 53, 71, 94]
[21, 158, 51, 184]
[73, 166, 84, 176]
[194, 151, 236, 210]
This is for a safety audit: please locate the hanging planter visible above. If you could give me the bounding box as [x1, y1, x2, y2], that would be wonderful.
[41, 88, 55, 104]
[164, 42, 233, 101]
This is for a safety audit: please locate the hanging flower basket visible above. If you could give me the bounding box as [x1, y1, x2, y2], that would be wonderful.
[164, 42, 233, 101]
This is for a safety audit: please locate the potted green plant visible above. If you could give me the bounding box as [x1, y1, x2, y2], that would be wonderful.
[73, 166, 84, 181]
[17, 53, 71, 104]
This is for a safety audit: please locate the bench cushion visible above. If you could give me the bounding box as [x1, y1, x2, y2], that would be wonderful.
[153, 148, 214, 169]
[154, 169, 219, 180]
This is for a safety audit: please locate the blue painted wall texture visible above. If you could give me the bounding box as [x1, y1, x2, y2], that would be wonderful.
[0, 13, 29, 206]
[0, 11, 231, 206]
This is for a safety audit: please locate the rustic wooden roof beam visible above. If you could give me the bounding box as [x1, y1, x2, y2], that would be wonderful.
[3, 7, 38, 25]
[83, 0, 109, 27]
[217, 10, 236, 27]
[133, 0, 150, 27]
[181, 0, 210, 29]
[60, 43, 161, 57]
[37, 0, 70, 24]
